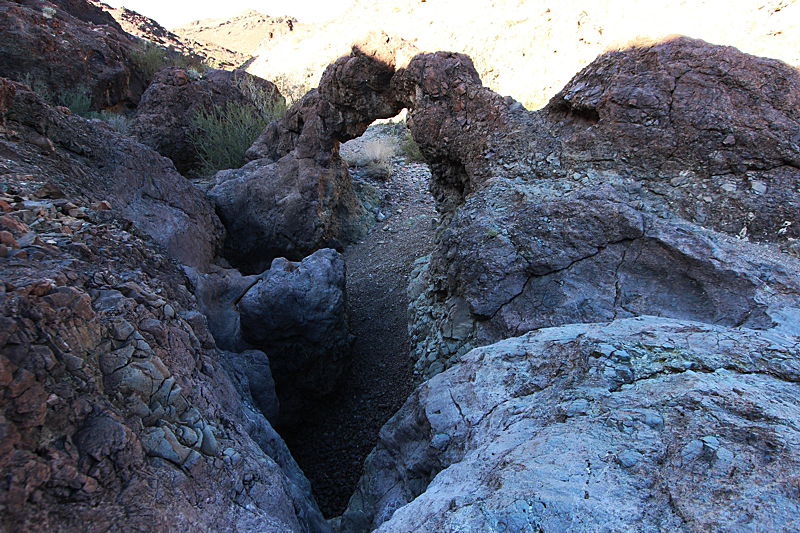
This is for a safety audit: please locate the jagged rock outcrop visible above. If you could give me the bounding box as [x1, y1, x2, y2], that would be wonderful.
[132, 67, 282, 174]
[239, 248, 353, 424]
[208, 32, 416, 273]
[339, 316, 800, 533]
[0, 78, 223, 268]
[0, 0, 146, 110]
[403, 37, 800, 376]
[0, 183, 328, 532]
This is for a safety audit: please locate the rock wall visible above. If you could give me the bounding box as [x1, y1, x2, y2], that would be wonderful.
[0, 183, 328, 532]
[340, 317, 800, 532]
[0, 0, 146, 111]
[403, 37, 800, 377]
[0, 78, 223, 269]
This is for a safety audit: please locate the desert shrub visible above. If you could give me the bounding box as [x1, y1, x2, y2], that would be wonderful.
[236, 75, 288, 118]
[271, 72, 312, 106]
[57, 88, 94, 117]
[190, 98, 284, 177]
[131, 40, 209, 84]
[342, 136, 397, 180]
[22, 73, 55, 103]
[97, 111, 132, 135]
[399, 129, 425, 162]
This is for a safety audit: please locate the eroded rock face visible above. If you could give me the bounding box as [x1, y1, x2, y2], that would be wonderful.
[239, 248, 353, 424]
[209, 32, 416, 272]
[340, 317, 800, 533]
[401, 37, 800, 376]
[0, 78, 223, 268]
[0, 185, 328, 533]
[0, 0, 146, 110]
[133, 67, 282, 174]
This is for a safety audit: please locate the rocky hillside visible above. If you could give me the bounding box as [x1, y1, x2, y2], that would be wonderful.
[90, 1, 248, 70]
[245, 0, 800, 109]
[172, 10, 300, 57]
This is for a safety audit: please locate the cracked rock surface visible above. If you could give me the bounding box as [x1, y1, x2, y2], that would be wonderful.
[340, 316, 800, 533]
[403, 36, 800, 377]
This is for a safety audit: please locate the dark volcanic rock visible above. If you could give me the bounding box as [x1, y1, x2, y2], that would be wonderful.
[209, 32, 416, 272]
[0, 0, 146, 110]
[239, 248, 353, 423]
[0, 184, 328, 533]
[545, 36, 800, 242]
[132, 67, 282, 174]
[0, 78, 223, 268]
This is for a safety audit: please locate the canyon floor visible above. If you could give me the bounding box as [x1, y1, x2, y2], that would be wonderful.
[279, 134, 438, 516]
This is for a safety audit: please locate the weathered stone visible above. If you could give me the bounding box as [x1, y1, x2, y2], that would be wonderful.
[341, 318, 800, 533]
[133, 67, 282, 174]
[0, 0, 146, 111]
[210, 32, 417, 272]
[239, 248, 352, 423]
[0, 78, 224, 269]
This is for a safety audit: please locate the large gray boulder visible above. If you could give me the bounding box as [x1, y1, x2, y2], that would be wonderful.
[238, 248, 353, 423]
[400, 37, 800, 377]
[340, 316, 800, 533]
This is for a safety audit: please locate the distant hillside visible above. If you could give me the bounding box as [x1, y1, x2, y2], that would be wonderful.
[172, 10, 301, 57]
[243, 0, 800, 110]
[91, 0, 248, 69]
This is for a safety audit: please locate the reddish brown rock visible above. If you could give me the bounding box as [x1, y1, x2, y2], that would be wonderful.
[0, 187, 328, 533]
[132, 67, 282, 174]
[0, 0, 146, 110]
[0, 78, 223, 268]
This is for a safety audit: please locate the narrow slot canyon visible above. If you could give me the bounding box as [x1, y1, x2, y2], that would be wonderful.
[277, 154, 438, 517]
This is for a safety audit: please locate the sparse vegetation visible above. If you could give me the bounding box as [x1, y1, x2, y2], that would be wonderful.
[271, 72, 312, 106]
[57, 88, 93, 117]
[189, 81, 287, 176]
[131, 39, 210, 84]
[399, 128, 425, 162]
[342, 136, 397, 180]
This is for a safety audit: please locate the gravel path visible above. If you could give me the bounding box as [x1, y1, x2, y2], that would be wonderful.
[279, 154, 438, 517]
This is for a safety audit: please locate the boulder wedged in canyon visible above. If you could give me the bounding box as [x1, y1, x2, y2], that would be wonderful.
[339, 317, 800, 533]
[209, 32, 416, 273]
[186, 248, 354, 425]
[239, 248, 353, 424]
[132, 67, 282, 174]
[0, 78, 223, 268]
[0, 184, 328, 532]
[0, 0, 146, 110]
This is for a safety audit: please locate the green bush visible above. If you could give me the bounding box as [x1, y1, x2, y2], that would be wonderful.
[400, 128, 425, 162]
[190, 96, 285, 176]
[57, 88, 93, 117]
[131, 40, 209, 84]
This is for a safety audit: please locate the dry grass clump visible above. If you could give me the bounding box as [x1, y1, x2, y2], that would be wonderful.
[342, 136, 398, 180]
